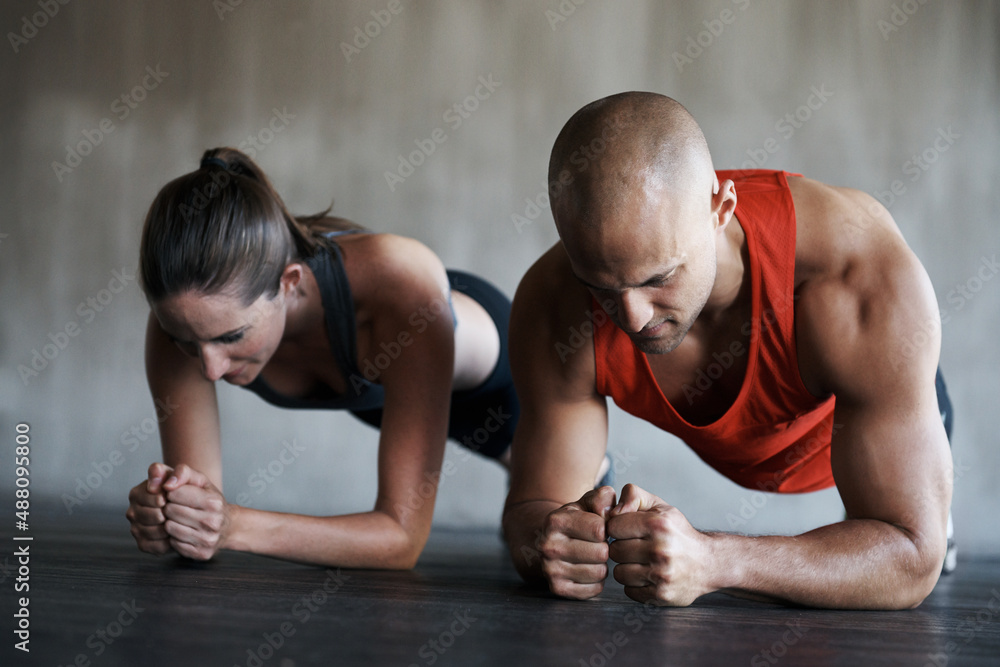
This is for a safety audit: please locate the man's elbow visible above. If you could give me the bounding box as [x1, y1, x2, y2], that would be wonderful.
[896, 535, 947, 609]
[900, 571, 942, 610]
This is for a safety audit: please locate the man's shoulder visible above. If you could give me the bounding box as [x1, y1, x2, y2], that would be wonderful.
[786, 176, 940, 396]
[513, 242, 592, 325]
[510, 242, 599, 385]
[787, 175, 911, 283]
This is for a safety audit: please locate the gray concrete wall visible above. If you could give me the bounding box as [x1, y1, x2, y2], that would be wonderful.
[2, 0, 997, 553]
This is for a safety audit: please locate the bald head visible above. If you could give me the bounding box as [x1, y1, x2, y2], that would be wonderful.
[548, 92, 715, 233]
[546, 93, 729, 354]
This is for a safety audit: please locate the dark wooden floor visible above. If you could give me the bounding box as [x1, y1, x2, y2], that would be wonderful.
[5, 507, 1000, 666]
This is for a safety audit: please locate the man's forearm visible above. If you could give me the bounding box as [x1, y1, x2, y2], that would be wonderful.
[711, 519, 944, 609]
[502, 499, 561, 584]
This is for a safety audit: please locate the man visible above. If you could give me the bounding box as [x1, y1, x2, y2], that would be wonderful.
[502, 92, 953, 609]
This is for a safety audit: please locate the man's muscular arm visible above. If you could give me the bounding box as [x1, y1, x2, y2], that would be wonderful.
[778, 181, 950, 607]
[608, 182, 950, 609]
[502, 244, 614, 598]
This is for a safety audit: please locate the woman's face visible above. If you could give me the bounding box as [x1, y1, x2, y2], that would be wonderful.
[152, 288, 287, 385]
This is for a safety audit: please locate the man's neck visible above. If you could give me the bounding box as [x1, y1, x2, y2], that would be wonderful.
[700, 214, 749, 323]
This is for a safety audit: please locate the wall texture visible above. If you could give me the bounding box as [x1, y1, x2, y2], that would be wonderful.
[2, 0, 997, 553]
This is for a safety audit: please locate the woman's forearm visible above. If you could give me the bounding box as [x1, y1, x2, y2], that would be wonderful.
[223, 506, 428, 569]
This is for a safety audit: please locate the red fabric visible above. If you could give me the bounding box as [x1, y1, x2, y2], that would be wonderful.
[593, 170, 836, 493]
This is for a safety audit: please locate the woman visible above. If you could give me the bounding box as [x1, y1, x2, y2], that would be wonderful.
[126, 147, 528, 569]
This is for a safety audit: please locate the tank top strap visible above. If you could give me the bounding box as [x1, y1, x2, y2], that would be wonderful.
[305, 244, 367, 393]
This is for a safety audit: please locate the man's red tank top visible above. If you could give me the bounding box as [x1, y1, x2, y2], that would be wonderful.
[593, 169, 836, 493]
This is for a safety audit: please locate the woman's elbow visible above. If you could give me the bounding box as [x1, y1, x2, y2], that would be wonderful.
[383, 544, 422, 570]
[381, 522, 429, 570]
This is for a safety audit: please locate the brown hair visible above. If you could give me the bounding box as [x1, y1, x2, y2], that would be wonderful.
[139, 147, 364, 305]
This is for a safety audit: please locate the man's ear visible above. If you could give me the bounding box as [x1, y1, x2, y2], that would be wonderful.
[712, 178, 737, 233]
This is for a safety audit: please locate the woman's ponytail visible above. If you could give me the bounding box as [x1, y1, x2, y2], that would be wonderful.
[140, 146, 360, 306]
